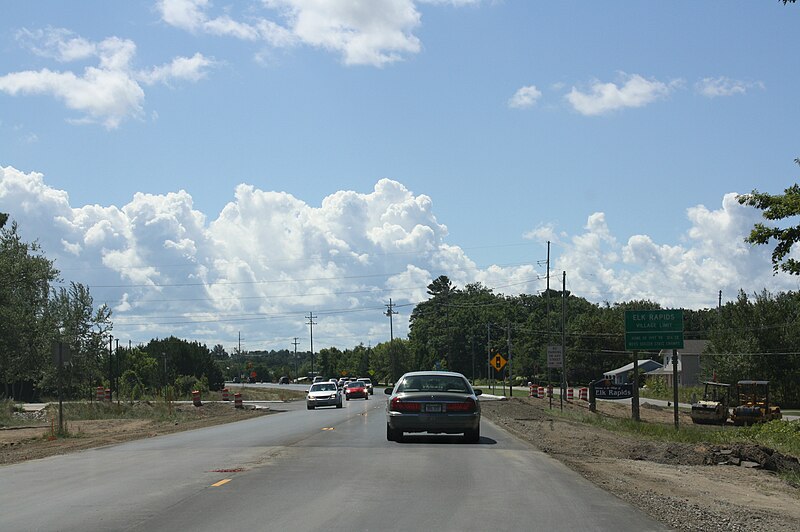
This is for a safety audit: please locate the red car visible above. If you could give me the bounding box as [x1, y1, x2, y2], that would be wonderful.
[345, 381, 369, 400]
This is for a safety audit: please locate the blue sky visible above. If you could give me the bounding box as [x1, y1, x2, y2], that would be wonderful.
[1, 1, 799, 353]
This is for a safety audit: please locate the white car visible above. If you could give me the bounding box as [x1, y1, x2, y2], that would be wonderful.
[306, 382, 343, 409]
[358, 378, 374, 395]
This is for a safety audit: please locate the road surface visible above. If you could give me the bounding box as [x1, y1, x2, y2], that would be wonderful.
[0, 394, 665, 531]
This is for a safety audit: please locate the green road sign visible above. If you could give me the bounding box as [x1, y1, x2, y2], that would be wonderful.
[624, 309, 684, 350]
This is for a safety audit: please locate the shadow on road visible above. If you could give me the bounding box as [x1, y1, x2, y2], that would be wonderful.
[393, 435, 497, 445]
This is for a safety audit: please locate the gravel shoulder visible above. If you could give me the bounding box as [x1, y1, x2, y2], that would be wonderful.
[481, 397, 800, 532]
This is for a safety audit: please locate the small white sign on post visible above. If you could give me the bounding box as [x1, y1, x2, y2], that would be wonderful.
[547, 345, 562, 369]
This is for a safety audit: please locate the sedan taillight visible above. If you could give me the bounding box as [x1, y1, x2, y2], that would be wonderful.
[446, 398, 476, 412]
[390, 397, 421, 412]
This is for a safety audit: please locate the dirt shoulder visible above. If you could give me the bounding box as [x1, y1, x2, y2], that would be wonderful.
[482, 397, 800, 532]
[0, 401, 272, 466]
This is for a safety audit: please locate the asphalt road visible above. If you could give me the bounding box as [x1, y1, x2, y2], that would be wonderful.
[0, 394, 666, 531]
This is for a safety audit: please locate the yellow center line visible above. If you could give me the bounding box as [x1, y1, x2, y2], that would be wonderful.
[211, 478, 232, 487]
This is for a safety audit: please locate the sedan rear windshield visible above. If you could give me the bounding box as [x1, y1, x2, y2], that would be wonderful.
[396, 376, 470, 393]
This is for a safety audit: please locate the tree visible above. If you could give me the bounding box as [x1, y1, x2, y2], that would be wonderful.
[0, 220, 59, 400]
[738, 159, 800, 275]
[45, 282, 112, 399]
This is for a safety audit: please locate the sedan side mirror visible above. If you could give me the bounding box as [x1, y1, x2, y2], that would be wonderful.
[384, 387, 393, 395]
[474, 389, 483, 396]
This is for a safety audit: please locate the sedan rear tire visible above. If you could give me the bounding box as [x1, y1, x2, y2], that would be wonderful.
[463, 427, 480, 443]
[387, 424, 402, 442]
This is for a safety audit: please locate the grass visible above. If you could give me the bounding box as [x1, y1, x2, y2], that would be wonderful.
[537, 399, 800, 457]
[0, 399, 29, 427]
[639, 385, 704, 404]
[220, 385, 305, 402]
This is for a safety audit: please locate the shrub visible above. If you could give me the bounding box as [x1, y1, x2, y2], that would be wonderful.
[174, 375, 200, 397]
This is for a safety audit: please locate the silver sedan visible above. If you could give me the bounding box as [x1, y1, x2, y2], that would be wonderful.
[385, 371, 482, 443]
[306, 382, 343, 409]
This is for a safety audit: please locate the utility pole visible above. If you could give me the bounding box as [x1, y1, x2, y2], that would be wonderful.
[487, 323, 493, 394]
[507, 323, 512, 398]
[292, 337, 299, 380]
[561, 271, 566, 411]
[307, 312, 317, 375]
[471, 335, 475, 385]
[546, 241, 551, 385]
[115, 339, 120, 406]
[108, 335, 114, 401]
[385, 299, 398, 341]
[385, 299, 398, 384]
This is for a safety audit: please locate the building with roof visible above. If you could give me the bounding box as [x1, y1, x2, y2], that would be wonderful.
[645, 339, 707, 387]
[603, 359, 663, 385]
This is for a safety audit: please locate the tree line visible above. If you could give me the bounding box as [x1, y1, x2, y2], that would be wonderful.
[1, 215, 225, 401]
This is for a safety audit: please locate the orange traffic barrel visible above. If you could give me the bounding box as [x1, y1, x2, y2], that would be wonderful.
[222, 388, 230, 401]
[96, 386, 105, 402]
[567, 387, 574, 402]
[537, 386, 544, 398]
[192, 390, 202, 406]
[104, 388, 111, 402]
[234, 393, 243, 409]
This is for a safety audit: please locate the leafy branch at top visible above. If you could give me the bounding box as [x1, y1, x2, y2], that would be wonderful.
[738, 159, 800, 275]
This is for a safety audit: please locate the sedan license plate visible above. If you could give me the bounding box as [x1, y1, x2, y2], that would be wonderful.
[424, 403, 442, 413]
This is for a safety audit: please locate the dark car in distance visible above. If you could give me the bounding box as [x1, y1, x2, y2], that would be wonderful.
[385, 371, 481, 443]
[345, 381, 369, 401]
[278, 376, 290, 384]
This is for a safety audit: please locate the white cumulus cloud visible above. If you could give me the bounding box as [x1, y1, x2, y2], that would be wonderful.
[566, 73, 682, 116]
[2, 165, 796, 350]
[0, 28, 214, 128]
[542, 195, 798, 308]
[695, 77, 765, 98]
[158, 0, 478, 67]
[508, 85, 542, 109]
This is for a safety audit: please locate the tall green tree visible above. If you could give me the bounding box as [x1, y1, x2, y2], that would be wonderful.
[145, 337, 225, 391]
[0, 219, 59, 399]
[45, 282, 112, 398]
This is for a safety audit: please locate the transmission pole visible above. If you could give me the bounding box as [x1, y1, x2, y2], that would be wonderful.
[306, 312, 317, 375]
[292, 337, 299, 380]
[385, 298, 398, 341]
[546, 240, 551, 385]
[561, 271, 566, 411]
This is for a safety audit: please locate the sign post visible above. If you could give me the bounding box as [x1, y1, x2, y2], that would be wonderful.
[51, 342, 71, 435]
[624, 309, 684, 424]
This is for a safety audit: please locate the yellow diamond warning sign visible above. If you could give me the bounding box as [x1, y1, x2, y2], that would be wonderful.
[491, 353, 507, 371]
